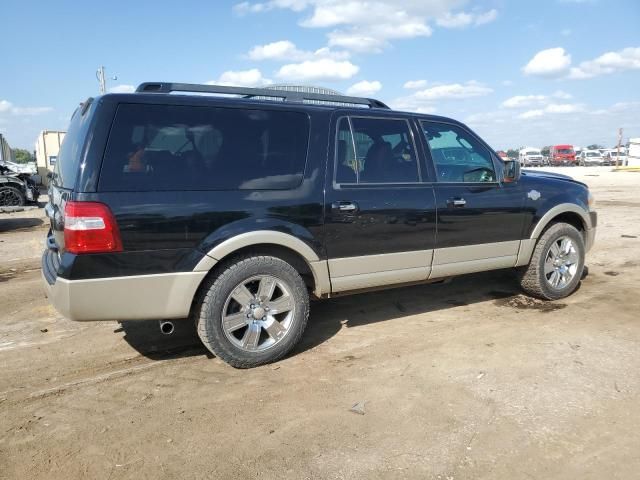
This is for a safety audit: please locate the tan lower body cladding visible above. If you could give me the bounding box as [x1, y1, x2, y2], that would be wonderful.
[328, 240, 522, 293]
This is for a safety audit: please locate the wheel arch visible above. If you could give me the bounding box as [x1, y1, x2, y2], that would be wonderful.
[530, 203, 591, 240]
[517, 203, 592, 267]
[192, 230, 331, 300]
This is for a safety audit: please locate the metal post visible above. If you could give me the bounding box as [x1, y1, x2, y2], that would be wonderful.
[96, 66, 106, 94]
[616, 128, 623, 168]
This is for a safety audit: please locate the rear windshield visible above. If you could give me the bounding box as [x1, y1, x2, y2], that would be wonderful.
[98, 103, 309, 191]
[53, 101, 96, 189]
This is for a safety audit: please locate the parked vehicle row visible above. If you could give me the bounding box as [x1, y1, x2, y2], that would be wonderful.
[507, 144, 630, 168]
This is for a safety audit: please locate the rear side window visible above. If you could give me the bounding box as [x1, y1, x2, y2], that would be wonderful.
[335, 116, 419, 184]
[99, 104, 309, 191]
[53, 101, 96, 189]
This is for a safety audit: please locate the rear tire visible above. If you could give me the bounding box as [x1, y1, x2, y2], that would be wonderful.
[0, 186, 26, 207]
[195, 255, 310, 368]
[519, 223, 585, 300]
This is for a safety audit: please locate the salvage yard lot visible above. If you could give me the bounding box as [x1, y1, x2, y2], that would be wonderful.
[1, 167, 639, 479]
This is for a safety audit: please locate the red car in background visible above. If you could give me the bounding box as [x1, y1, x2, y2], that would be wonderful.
[550, 145, 576, 166]
[496, 150, 509, 161]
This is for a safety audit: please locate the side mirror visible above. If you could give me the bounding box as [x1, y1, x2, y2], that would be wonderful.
[503, 159, 521, 183]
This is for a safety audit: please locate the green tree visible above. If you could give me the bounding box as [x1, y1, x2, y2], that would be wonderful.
[506, 148, 520, 159]
[541, 145, 551, 157]
[12, 148, 33, 164]
[587, 144, 604, 150]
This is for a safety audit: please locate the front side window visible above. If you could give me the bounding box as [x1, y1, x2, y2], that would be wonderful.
[335, 116, 419, 184]
[421, 121, 496, 183]
[99, 104, 309, 191]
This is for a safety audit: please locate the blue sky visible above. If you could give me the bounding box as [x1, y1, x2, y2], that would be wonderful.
[1, 0, 639, 150]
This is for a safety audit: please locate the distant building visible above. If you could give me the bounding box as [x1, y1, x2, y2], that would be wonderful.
[259, 84, 361, 107]
[35, 130, 65, 184]
[0, 133, 15, 164]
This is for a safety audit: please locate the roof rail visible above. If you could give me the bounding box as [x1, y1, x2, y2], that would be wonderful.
[135, 82, 390, 109]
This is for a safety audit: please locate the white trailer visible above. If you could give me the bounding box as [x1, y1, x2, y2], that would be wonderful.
[628, 138, 640, 167]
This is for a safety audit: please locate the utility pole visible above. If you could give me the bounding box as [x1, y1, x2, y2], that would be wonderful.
[96, 66, 106, 94]
[616, 128, 623, 168]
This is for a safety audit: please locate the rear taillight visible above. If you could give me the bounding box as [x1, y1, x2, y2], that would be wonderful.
[64, 201, 123, 254]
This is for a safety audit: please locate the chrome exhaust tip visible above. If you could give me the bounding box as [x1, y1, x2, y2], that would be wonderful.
[159, 320, 174, 335]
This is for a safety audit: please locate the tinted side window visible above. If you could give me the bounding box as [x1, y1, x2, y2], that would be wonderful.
[335, 116, 419, 184]
[53, 101, 96, 189]
[421, 121, 496, 183]
[99, 104, 309, 191]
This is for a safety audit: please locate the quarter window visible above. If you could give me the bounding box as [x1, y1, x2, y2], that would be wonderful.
[99, 104, 309, 191]
[335, 117, 419, 184]
[421, 121, 496, 183]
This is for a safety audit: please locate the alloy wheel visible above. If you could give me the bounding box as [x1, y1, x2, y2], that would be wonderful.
[221, 275, 295, 352]
[544, 235, 580, 289]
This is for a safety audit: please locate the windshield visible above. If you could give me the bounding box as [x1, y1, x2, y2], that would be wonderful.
[557, 148, 573, 154]
[586, 152, 600, 157]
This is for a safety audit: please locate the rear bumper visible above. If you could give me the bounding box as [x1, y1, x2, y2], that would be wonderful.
[42, 250, 207, 321]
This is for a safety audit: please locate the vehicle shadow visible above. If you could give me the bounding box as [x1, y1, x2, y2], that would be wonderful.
[294, 270, 520, 355]
[118, 269, 522, 362]
[0, 217, 44, 233]
[117, 319, 209, 361]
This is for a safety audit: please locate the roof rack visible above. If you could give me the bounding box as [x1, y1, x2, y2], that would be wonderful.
[135, 82, 390, 109]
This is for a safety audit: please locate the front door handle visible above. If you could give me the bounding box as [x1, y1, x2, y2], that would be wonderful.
[447, 197, 467, 208]
[332, 201, 359, 213]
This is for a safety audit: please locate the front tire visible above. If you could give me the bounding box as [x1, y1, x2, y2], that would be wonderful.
[195, 255, 310, 368]
[519, 223, 585, 300]
[0, 186, 26, 207]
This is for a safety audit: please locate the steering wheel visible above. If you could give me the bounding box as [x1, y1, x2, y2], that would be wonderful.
[464, 166, 494, 182]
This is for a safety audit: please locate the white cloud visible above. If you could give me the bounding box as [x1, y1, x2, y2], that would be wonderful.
[247, 40, 349, 61]
[518, 103, 584, 119]
[522, 47, 572, 77]
[392, 80, 491, 114]
[235, 1, 497, 53]
[391, 96, 437, 114]
[501, 91, 572, 109]
[568, 46, 640, 79]
[108, 84, 135, 93]
[346, 80, 382, 96]
[413, 81, 493, 100]
[276, 58, 359, 81]
[403, 79, 428, 89]
[523, 46, 640, 80]
[327, 20, 432, 53]
[518, 109, 545, 120]
[0, 100, 12, 113]
[436, 9, 497, 28]
[234, 0, 309, 14]
[502, 94, 547, 109]
[0, 99, 52, 116]
[208, 68, 273, 87]
[474, 9, 498, 25]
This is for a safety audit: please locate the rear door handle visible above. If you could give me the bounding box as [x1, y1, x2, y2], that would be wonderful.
[447, 197, 466, 207]
[332, 201, 359, 213]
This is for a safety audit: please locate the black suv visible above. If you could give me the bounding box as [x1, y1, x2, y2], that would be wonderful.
[42, 82, 597, 368]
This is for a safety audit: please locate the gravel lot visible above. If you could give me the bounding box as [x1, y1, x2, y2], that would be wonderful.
[1, 166, 639, 480]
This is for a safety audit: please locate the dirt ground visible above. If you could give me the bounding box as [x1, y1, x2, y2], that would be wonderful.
[1, 167, 639, 480]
